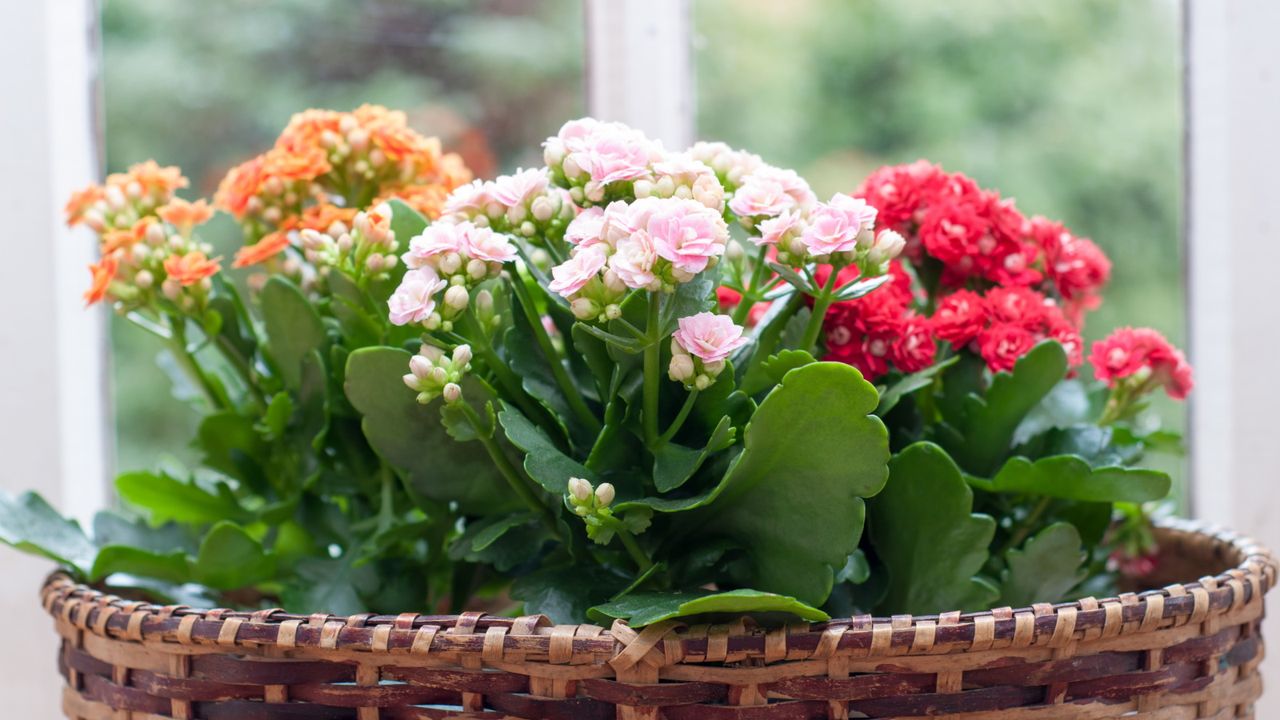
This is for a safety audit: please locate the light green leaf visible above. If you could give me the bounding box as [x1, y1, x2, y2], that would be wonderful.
[387, 198, 428, 242]
[497, 403, 594, 494]
[869, 442, 998, 614]
[988, 455, 1171, 503]
[91, 546, 192, 585]
[760, 349, 816, 385]
[193, 522, 276, 590]
[652, 416, 735, 493]
[115, 471, 249, 526]
[588, 588, 830, 628]
[997, 522, 1088, 608]
[260, 276, 327, 389]
[876, 355, 959, 415]
[697, 362, 889, 605]
[0, 491, 97, 574]
[344, 347, 511, 513]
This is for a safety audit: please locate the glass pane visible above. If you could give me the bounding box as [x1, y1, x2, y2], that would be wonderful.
[695, 1, 1185, 491]
[102, 0, 584, 470]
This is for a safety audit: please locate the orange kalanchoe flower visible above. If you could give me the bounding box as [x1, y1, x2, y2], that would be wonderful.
[164, 251, 221, 286]
[233, 231, 291, 269]
[65, 185, 106, 227]
[158, 198, 215, 232]
[263, 144, 332, 183]
[108, 160, 189, 197]
[84, 255, 119, 306]
[215, 156, 267, 218]
[298, 203, 357, 233]
[100, 229, 136, 256]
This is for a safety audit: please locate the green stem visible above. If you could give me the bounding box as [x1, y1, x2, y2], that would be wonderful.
[509, 272, 601, 435]
[658, 389, 699, 444]
[613, 523, 654, 573]
[471, 330, 558, 434]
[642, 294, 663, 447]
[799, 269, 841, 353]
[459, 402, 562, 539]
[213, 334, 267, 407]
[377, 463, 395, 534]
[1001, 496, 1053, 556]
[168, 316, 232, 410]
[731, 245, 770, 325]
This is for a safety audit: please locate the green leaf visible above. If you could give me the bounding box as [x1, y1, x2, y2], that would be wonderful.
[387, 198, 428, 242]
[93, 511, 196, 554]
[988, 456, 1171, 503]
[997, 522, 1088, 608]
[450, 515, 548, 572]
[941, 341, 1068, 475]
[653, 416, 735, 493]
[660, 271, 718, 334]
[497, 403, 594, 494]
[759, 349, 816, 385]
[511, 566, 630, 624]
[344, 347, 511, 513]
[869, 443, 998, 614]
[697, 362, 890, 605]
[503, 293, 579, 446]
[0, 491, 97, 574]
[833, 274, 891, 301]
[765, 261, 813, 293]
[261, 276, 328, 389]
[588, 588, 830, 628]
[262, 392, 293, 440]
[91, 546, 192, 585]
[193, 522, 276, 590]
[876, 356, 959, 415]
[281, 554, 373, 616]
[196, 412, 267, 490]
[326, 271, 384, 348]
[115, 471, 249, 526]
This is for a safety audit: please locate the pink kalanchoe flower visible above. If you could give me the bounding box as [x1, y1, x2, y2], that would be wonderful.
[389, 266, 447, 326]
[462, 225, 518, 263]
[609, 231, 658, 290]
[565, 206, 607, 247]
[645, 199, 728, 276]
[728, 166, 816, 219]
[570, 123, 656, 185]
[673, 312, 750, 363]
[548, 245, 608, 297]
[799, 194, 878, 256]
[756, 210, 804, 247]
[443, 179, 497, 217]
[491, 168, 550, 208]
[404, 222, 468, 269]
[1089, 327, 1193, 400]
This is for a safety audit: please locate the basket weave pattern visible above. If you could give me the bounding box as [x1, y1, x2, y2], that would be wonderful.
[45, 519, 1275, 719]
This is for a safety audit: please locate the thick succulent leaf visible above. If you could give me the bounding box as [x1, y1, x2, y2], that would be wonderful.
[511, 566, 630, 624]
[759, 350, 816, 385]
[387, 198, 428, 242]
[876, 356, 959, 415]
[0, 491, 97, 574]
[326, 271, 384, 348]
[497, 403, 594, 494]
[281, 554, 375, 616]
[93, 511, 196, 554]
[869, 442, 998, 614]
[260, 276, 328, 389]
[193, 522, 276, 590]
[660, 271, 718, 335]
[196, 413, 267, 490]
[344, 347, 511, 513]
[91, 547, 192, 585]
[652, 416, 735, 493]
[115, 471, 250, 526]
[450, 514, 549, 572]
[696, 362, 889, 606]
[997, 522, 1088, 608]
[588, 588, 830, 627]
[978, 455, 1171, 503]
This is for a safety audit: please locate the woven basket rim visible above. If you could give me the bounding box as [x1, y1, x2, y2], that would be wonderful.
[41, 517, 1277, 666]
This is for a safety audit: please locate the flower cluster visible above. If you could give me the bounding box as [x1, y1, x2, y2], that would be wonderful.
[822, 263, 935, 381]
[934, 286, 1083, 372]
[219, 105, 471, 270]
[542, 118, 666, 205]
[1089, 327, 1193, 401]
[686, 141, 763, 193]
[402, 344, 472, 405]
[669, 312, 750, 389]
[66, 163, 221, 310]
[442, 168, 576, 244]
[390, 221, 518, 331]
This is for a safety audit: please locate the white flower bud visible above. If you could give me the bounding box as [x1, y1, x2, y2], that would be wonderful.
[337, 233, 354, 253]
[594, 483, 615, 507]
[633, 179, 654, 198]
[655, 176, 676, 197]
[694, 374, 713, 391]
[161, 278, 180, 301]
[703, 359, 726, 376]
[568, 477, 592, 502]
[134, 270, 154, 290]
[466, 258, 488, 281]
[604, 304, 622, 320]
[669, 354, 695, 382]
[570, 298, 598, 320]
[439, 252, 463, 275]
[475, 289, 494, 317]
[444, 285, 469, 311]
[520, 221, 536, 237]
[418, 344, 445, 363]
[369, 149, 386, 168]
[409, 355, 434, 379]
[263, 206, 282, 224]
[430, 366, 449, 385]
[452, 344, 473, 367]
[562, 156, 582, 179]
[423, 312, 442, 330]
[506, 204, 528, 225]
[855, 226, 877, 250]
[867, 229, 906, 266]
[442, 382, 462, 404]
[602, 269, 627, 295]
[365, 254, 385, 272]
[531, 196, 554, 222]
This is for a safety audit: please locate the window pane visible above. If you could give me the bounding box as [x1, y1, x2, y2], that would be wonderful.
[102, 0, 584, 470]
[695, 0, 1185, 491]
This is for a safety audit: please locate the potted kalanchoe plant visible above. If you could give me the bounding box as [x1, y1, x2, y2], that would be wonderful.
[7, 108, 1273, 719]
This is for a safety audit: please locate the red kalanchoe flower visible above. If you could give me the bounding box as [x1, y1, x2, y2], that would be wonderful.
[889, 317, 937, 373]
[931, 289, 988, 347]
[984, 286, 1049, 330]
[1089, 327, 1193, 400]
[978, 323, 1037, 373]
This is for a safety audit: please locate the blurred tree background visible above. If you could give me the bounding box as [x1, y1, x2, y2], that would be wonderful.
[102, 0, 1184, 489]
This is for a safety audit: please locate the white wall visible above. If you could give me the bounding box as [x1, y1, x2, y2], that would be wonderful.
[0, 0, 108, 717]
[1186, 0, 1280, 715]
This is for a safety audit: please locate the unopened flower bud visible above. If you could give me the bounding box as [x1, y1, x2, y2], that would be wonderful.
[365, 254, 385, 272]
[703, 359, 725, 376]
[867, 229, 906, 266]
[602, 269, 626, 295]
[694, 374, 713, 391]
[439, 252, 463, 275]
[452, 344, 473, 367]
[568, 477, 592, 502]
[475, 289, 494, 318]
[409, 355, 433, 379]
[423, 312, 442, 330]
[604, 304, 622, 320]
[444, 285, 469, 311]
[134, 270, 154, 289]
[570, 298, 598, 320]
[161, 278, 180, 301]
[594, 483, 615, 507]
[855, 226, 877, 250]
[442, 382, 462, 404]
[430, 366, 449, 385]
[466, 258, 488, 281]
[669, 354, 695, 382]
[531, 196, 554, 222]
[418, 344, 445, 363]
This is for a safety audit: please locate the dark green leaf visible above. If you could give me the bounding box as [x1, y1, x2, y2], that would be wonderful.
[997, 522, 1088, 608]
[989, 456, 1171, 503]
[326, 271, 384, 348]
[869, 443, 998, 614]
[0, 491, 97, 574]
[652, 416, 735, 493]
[261, 276, 328, 389]
[93, 511, 196, 554]
[193, 522, 276, 590]
[281, 554, 374, 616]
[115, 471, 249, 526]
[660, 271, 718, 334]
[196, 412, 266, 490]
[511, 566, 629, 624]
[91, 546, 192, 584]
[876, 356, 959, 415]
[588, 588, 830, 627]
[497, 403, 594, 494]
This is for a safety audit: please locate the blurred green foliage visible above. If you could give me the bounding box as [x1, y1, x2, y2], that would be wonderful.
[695, 0, 1185, 495]
[104, 0, 1183, 492]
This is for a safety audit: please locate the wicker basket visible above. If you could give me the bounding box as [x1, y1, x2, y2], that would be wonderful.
[44, 518, 1275, 720]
